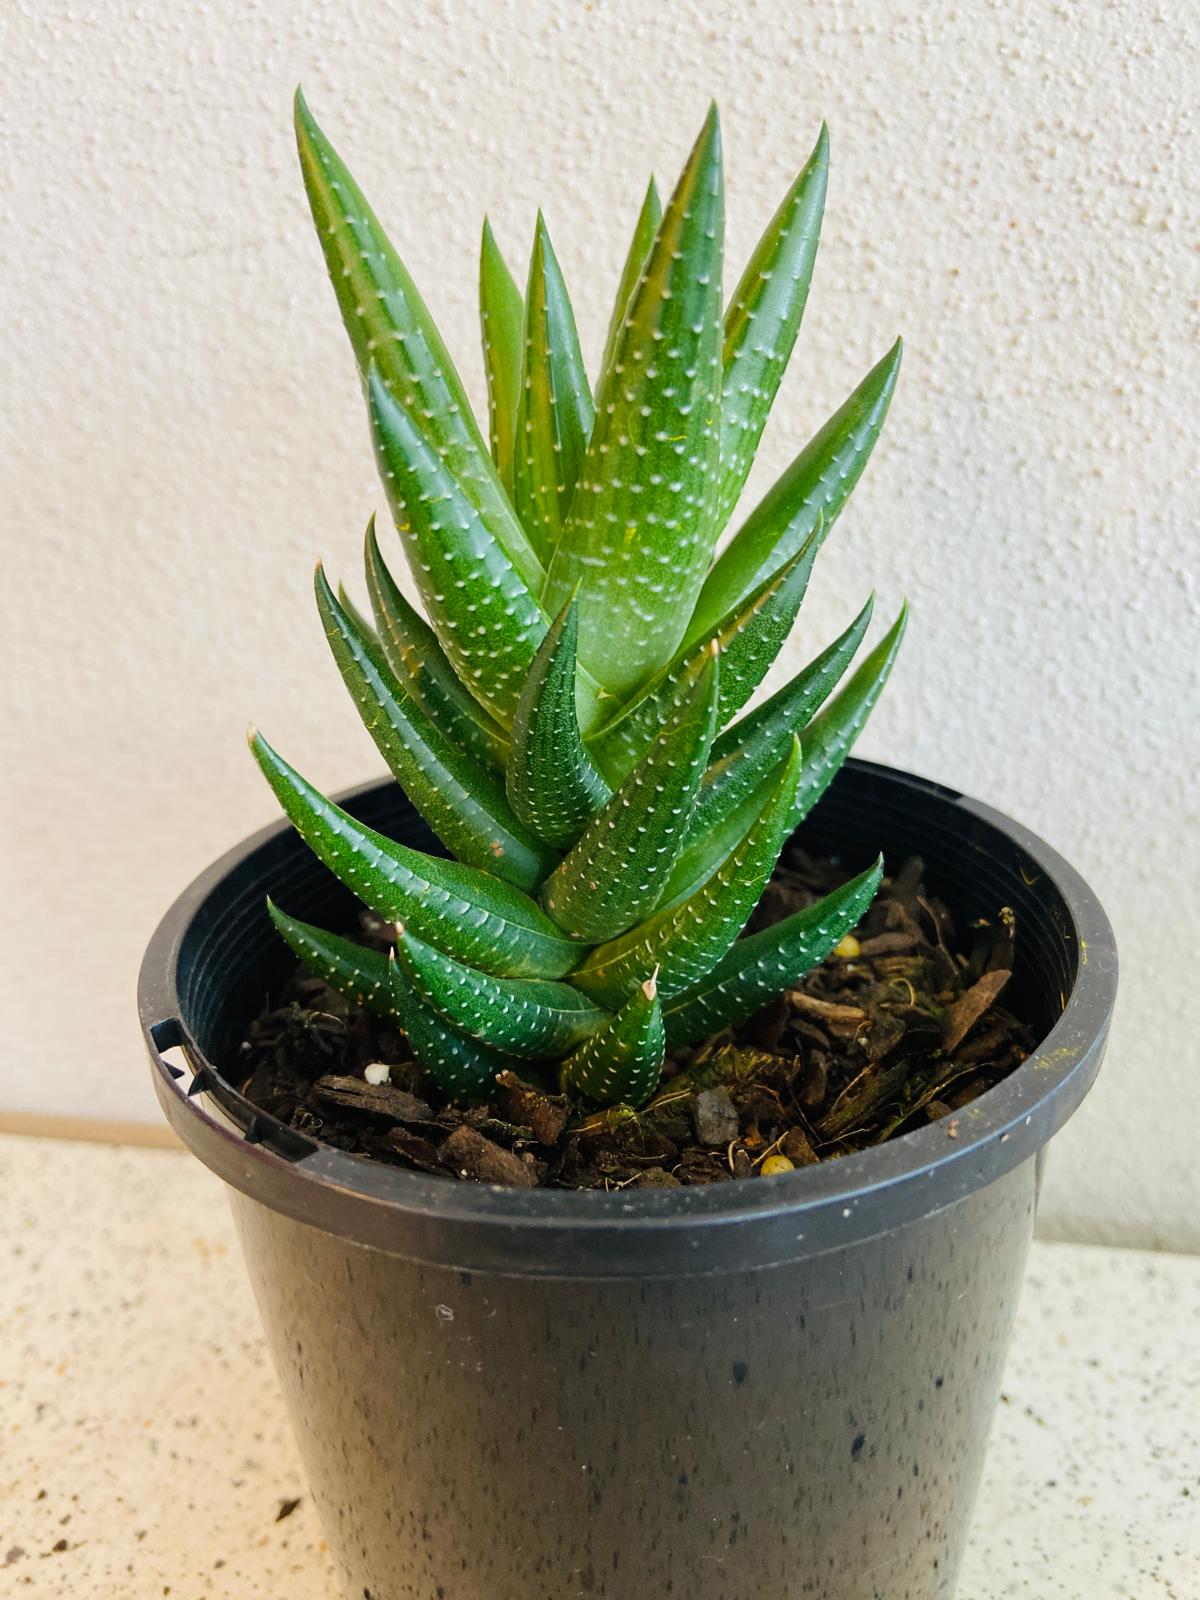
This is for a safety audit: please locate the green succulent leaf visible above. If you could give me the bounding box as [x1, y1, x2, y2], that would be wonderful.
[586, 522, 825, 784]
[368, 369, 550, 727]
[387, 950, 514, 1097]
[559, 975, 665, 1107]
[506, 600, 612, 849]
[658, 604, 906, 909]
[394, 925, 609, 1058]
[787, 602, 908, 827]
[598, 176, 662, 391]
[479, 218, 524, 495]
[267, 899, 394, 1017]
[250, 730, 578, 979]
[293, 90, 543, 595]
[512, 214, 595, 567]
[687, 338, 902, 645]
[316, 564, 557, 891]
[689, 595, 876, 845]
[540, 650, 719, 943]
[335, 580, 379, 645]
[543, 105, 725, 700]
[363, 517, 510, 772]
[662, 857, 884, 1047]
[570, 738, 803, 1009]
[718, 122, 828, 531]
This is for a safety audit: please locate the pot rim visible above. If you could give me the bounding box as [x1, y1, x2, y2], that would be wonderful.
[139, 760, 1117, 1277]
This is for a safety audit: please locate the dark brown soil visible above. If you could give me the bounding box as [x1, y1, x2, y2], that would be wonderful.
[234, 847, 1035, 1189]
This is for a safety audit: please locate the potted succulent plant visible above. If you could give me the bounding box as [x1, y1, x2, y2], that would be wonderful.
[139, 93, 1116, 1600]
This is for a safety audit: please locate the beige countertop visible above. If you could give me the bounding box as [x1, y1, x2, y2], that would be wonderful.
[1, 1133, 1196, 1598]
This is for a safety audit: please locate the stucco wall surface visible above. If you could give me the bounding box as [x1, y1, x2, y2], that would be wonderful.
[0, 0, 1195, 1248]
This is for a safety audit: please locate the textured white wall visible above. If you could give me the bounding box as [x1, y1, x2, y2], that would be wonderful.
[1, 1, 1195, 1248]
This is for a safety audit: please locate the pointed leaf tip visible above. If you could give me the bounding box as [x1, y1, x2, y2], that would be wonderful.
[297, 128, 543, 592]
[662, 857, 884, 1048]
[267, 903, 394, 1020]
[559, 979, 665, 1107]
[478, 218, 524, 498]
[511, 212, 594, 567]
[698, 338, 903, 631]
[315, 565, 555, 889]
[695, 99, 723, 167]
[544, 100, 725, 696]
[714, 129, 831, 532]
[597, 174, 663, 389]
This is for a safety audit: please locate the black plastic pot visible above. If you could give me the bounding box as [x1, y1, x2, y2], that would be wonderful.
[139, 760, 1116, 1600]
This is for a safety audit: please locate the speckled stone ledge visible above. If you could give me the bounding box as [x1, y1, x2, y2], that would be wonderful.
[0, 1134, 1196, 1597]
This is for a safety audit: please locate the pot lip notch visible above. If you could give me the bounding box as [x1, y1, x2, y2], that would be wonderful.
[138, 760, 1117, 1279]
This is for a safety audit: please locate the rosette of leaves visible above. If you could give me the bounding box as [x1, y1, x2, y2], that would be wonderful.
[251, 93, 907, 1110]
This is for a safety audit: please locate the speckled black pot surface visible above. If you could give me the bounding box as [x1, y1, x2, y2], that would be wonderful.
[140, 760, 1117, 1600]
